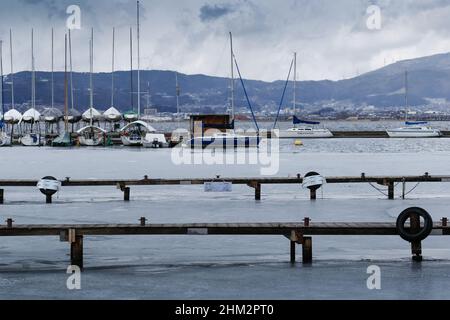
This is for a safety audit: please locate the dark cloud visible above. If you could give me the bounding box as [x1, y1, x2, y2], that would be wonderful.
[2, 0, 450, 81]
[199, 3, 234, 22]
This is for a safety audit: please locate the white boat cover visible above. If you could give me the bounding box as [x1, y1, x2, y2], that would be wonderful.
[3, 109, 22, 122]
[21, 108, 41, 122]
[77, 125, 107, 134]
[120, 120, 156, 133]
[103, 107, 122, 119]
[82, 107, 103, 121]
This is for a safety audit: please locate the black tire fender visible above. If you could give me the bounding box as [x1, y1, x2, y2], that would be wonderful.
[396, 207, 433, 242]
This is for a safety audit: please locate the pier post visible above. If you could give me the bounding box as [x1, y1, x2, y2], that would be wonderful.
[0, 189, 3, 204]
[388, 182, 395, 200]
[290, 241, 296, 264]
[46, 194, 52, 204]
[71, 235, 84, 270]
[410, 213, 422, 262]
[124, 187, 130, 202]
[310, 189, 317, 200]
[302, 237, 313, 264]
[255, 183, 261, 201]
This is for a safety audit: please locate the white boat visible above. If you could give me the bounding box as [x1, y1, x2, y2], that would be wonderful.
[120, 120, 156, 146]
[276, 53, 333, 139]
[386, 71, 441, 138]
[387, 123, 442, 138]
[20, 133, 42, 146]
[77, 126, 106, 146]
[170, 128, 190, 145]
[276, 124, 334, 138]
[143, 133, 168, 148]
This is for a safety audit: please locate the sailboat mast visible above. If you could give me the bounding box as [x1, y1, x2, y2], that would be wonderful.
[51, 28, 54, 109]
[130, 28, 133, 110]
[0, 40, 4, 121]
[137, 0, 141, 118]
[405, 70, 408, 122]
[69, 29, 74, 111]
[293, 52, 297, 115]
[89, 28, 94, 126]
[176, 72, 180, 118]
[64, 33, 68, 131]
[9, 29, 14, 110]
[31, 29, 35, 111]
[229, 32, 235, 121]
[111, 27, 115, 108]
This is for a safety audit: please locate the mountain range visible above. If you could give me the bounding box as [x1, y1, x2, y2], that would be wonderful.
[2, 52, 450, 113]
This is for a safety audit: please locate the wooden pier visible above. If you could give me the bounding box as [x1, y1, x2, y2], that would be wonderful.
[0, 173, 447, 203]
[0, 216, 448, 270]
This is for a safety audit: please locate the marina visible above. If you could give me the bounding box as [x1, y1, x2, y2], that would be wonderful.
[3, 0, 450, 304]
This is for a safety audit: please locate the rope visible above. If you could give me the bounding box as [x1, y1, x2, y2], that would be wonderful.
[273, 58, 294, 130]
[403, 182, 421, 197]
[233, 55, 260, 132]
[368, 182, 389, 197]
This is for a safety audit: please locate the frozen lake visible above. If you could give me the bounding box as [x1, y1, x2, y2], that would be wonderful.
[1, 139, 450, 299]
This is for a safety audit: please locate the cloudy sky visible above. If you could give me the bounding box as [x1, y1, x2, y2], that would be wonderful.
[1, 0, 450, 81]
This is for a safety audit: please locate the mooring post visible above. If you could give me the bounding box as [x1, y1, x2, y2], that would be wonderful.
[302, 237, 312, 264]
[0, 189, 4, 204]
[255, 183, 261, 201]
[410, 213, 422, 262]
[46, 194, 52, 204]
[442, 217, 448, 227]
[124, 187, 130, 202]
[310, 189, 317, 200]
[388, 181, 395, 200]
[290, 241, 296, 264]
[71, 235, 84, 270]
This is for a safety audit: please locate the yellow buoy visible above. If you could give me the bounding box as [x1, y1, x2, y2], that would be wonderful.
[294, 139, 303, 146]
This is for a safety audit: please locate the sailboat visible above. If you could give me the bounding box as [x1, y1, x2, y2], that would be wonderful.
[44, 29, 63, 136]
[276, 53, 333, 139]
[123, 27, 139, 123]
[64, 30, 82, 131]
[0, 40, 11, 146]
[52, 33, 72, 147]
[21, 29, 42, 147]
[186, 32, 260, 149]
[77, 28, 106, 146]
[3, 30, 21, 142]
[170, 72, 189, 145]
[387, 71, 441, 138]
[103, 28, 122, 127]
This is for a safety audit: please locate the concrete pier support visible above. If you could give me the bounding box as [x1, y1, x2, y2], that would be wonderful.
[410, 213, 422, 262]
[0, 189, 3, 204]
[124, 187, 130, 202]
[302, 237, 313, 264]
[388, 182, 395, 200]
[71, 235, 84, 270]
[46, 194, 53, 204]
[290, 241, 296, 264]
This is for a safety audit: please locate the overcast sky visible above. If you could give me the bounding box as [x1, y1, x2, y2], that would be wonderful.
[1, 0, 450, 81]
